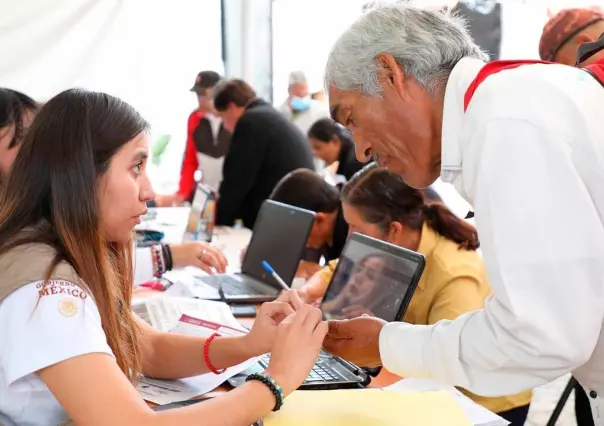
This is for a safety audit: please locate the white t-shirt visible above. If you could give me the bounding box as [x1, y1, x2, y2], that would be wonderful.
[0, 280, 114, 426]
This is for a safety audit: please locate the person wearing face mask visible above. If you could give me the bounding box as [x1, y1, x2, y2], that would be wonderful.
[279, 71, 329, 170]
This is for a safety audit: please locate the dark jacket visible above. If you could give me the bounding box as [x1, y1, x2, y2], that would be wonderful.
[335, 137, 366, 182]
[216, 99, 315, 229]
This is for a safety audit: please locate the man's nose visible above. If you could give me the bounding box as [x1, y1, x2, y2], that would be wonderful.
[354, 139, 373, 163]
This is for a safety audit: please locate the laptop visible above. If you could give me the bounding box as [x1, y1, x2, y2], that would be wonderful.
[195, 200, 316, 303]
[186, 183, 216, 240]
[229, 232, 426, 390]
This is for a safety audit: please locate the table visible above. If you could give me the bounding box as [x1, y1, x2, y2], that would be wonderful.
[137, 207, 191, 244]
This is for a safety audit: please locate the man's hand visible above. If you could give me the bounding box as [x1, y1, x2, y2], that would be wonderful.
[323, 316, 387, 368]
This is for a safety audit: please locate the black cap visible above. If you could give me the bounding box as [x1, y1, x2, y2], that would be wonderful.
[190, 71, 221, 93]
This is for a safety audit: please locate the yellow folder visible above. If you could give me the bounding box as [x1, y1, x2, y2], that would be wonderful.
[263, 389, 472, 426]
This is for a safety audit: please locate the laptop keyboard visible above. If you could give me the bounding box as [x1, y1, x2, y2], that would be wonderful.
[261, 354, 344, 383]
[199, 275, 265, 296]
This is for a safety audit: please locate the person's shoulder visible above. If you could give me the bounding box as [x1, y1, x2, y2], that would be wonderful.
[469, 63, 595, 124]
[430, 235, 487, 283]
[0, 243, 85, 297]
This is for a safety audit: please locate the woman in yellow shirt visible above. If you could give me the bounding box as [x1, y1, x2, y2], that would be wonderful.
[298, 164, 532, 425]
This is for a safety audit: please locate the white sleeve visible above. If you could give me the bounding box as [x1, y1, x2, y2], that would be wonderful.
[379, 119, 604, 396]
[0, 281, 114, 389]
[134, 246, 155, 285]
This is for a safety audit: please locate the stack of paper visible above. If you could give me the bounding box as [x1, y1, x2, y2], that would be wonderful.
[263, 389, 472, 426]
[137, 315, 257, 405]
[132, 295, 243, 332]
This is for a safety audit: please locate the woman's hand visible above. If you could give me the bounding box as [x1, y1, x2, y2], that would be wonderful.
[243, 290, 304, 356]
[170, 242, 228, 274]
[265, 306, 328, 396]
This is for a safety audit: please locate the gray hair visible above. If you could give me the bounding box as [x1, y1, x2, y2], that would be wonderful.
[324, 2, 489, 96]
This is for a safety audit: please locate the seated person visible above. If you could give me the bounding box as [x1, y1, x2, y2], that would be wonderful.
[270, 169, 349, 277]
[305, 164, 532, 425]
[307, 118, 365, 182]
[269, 169, 443, 279]
[0, 89, 326, 425]
[0, 88, 228, 284]
[213, 79, 314, 229]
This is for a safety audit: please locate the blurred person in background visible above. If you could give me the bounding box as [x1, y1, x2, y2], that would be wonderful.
[213, 79, 314, 229]
[0, 89, 37, 181]
[539, 7, 604, 66]
[0, 87, 228, 284]
[279, 71, 329, 135]
[307, 118, 366, 182]
[156, 70, 231, 206]
[279, 71, 330, 171]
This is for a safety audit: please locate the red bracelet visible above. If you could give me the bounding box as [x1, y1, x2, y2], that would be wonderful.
[204, 333, 226, 375]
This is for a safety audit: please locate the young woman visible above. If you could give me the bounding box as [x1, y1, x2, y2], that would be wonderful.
[0, 87, 227, 284]
[298, 164, 532, 425]
[307, 118, 365, 181]
[270, 169, 349, 277]
[0, 89, 326, 426]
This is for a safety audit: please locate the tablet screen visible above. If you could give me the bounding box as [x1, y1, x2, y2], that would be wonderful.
[321, 237, 420, 322]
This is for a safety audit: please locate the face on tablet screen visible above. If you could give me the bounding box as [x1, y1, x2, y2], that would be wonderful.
[321, 239, 416, 322]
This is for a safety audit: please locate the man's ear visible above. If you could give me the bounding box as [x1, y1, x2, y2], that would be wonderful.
[376, 53, 406, 99]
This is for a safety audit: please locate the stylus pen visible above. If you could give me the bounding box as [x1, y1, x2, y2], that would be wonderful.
[261, 261, 290, 291]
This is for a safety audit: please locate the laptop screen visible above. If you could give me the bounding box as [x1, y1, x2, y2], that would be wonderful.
[321, 233, 424, 322]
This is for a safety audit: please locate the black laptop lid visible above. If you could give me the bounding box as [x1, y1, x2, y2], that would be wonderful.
[242, 200, 316, 289]
[320, 233, 425, 322]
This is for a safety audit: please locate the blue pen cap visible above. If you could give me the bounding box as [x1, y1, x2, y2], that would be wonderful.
[261, 260, 274, 274]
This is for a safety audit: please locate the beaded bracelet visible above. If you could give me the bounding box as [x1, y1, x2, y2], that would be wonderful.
[203, 333, 226, 375]
[246, 373, 284, 412]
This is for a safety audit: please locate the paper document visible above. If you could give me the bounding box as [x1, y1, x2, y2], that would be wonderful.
[132, 296, 243, 332]
[137, 315, 259, 405]
[384, 379, 508, 426]
[263, 389, 471, 426]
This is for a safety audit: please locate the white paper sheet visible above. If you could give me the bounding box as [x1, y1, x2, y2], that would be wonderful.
[137, 315, 259, 405]
[384, 378, 509, 426]
[132, 295, 243, 332]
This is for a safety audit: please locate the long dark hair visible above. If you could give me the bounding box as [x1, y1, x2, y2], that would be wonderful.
[341, 164, 479, 250]
[270, 168, 340, 213]
[0, 89, 149, 380]
[0, 88, 38, 148]
[307, 118, 354, 147]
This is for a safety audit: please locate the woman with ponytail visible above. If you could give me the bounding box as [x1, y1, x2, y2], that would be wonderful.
[298, 164, 532, 425]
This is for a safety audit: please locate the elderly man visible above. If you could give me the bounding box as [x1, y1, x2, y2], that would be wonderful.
[321, 3, 604, 424]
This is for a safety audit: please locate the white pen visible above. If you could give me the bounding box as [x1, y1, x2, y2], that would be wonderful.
[261, 260, 290, 291]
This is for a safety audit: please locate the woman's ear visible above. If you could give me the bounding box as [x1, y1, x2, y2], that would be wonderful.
[387, 221, 404, 244]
